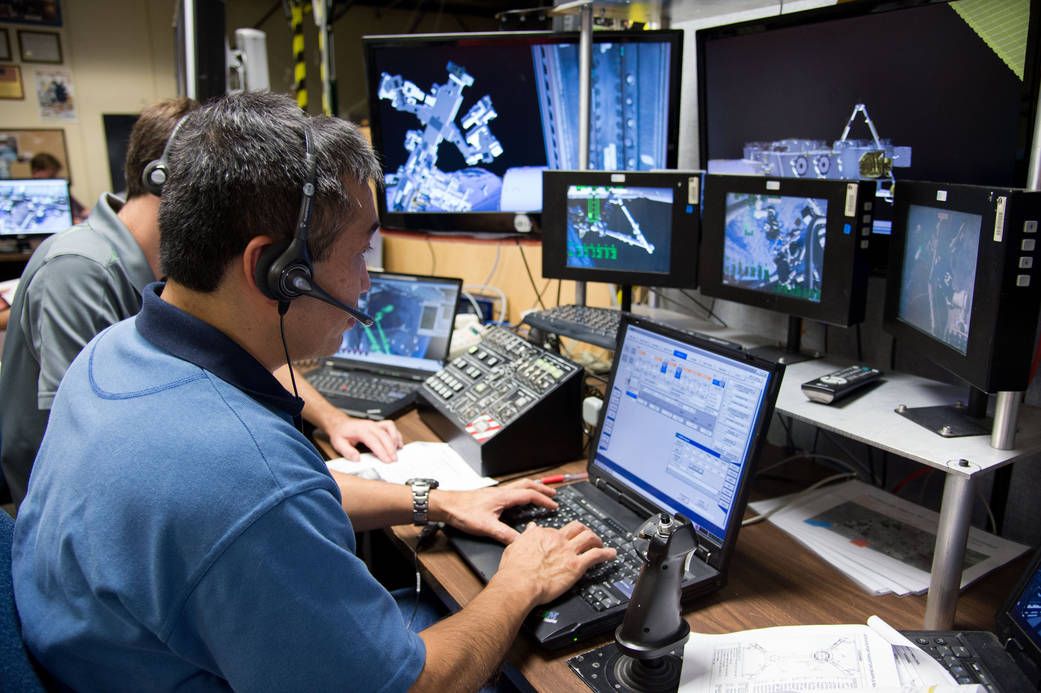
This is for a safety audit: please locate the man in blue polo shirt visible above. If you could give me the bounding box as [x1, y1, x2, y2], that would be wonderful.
[12, 92, 614, 692]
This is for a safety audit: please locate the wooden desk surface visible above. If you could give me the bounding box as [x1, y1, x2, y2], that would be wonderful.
[316, 410, 1028, 693]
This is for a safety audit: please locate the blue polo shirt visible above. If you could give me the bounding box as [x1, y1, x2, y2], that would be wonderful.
[12, 283, 426, 692]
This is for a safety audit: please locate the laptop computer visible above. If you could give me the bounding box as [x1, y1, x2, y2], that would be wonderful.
[447, 314, 785, 649]
[304, 271, 462, 420]
[901, 546, 1041, 691]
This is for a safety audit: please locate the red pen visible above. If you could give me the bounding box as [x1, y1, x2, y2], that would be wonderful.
[539, 472, 588, 484]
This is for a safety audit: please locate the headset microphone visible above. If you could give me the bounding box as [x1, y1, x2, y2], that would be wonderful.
[253, 124, 376, 326]
[282, 266, 375, 326]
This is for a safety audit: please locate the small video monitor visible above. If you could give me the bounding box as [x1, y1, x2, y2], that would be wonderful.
[699, 174, 875, 327]
[884, 181, 1041, 393]
[0, 178, 73, 238]
[541, 170, 702, 288]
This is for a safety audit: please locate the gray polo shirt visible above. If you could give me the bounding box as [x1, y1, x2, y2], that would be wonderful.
[0, 193, 155, 505]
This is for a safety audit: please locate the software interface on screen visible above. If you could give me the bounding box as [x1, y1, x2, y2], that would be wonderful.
[370, 39, 673, 214]
[335, 276, 458, 372]
[594, 324, 772, 545]
[565, 184, 672, 274]
[896, 204, 981, 355]
[0, 179, 73, 236]
[722, 192, 828, 302]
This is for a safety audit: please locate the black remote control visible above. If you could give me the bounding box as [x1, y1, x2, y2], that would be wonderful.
[801, 365, 883, 404]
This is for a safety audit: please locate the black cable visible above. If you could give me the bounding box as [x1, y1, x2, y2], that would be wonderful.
[278, 306, 305, 436]
[426, 237, 437, 276]
[516, 240, 546, 310]
[407, 521, 444, 630]
[856, 323, 864, 362]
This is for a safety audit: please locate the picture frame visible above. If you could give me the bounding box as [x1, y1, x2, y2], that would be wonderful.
[0, 28, 11, 61]
[0, 1, 62, 26]
[0, 128, 69, 180]
[0, 65, 24, 100]
[18, 29, 61, 64]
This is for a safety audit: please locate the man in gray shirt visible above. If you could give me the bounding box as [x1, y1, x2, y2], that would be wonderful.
[0, 98, 403, 507]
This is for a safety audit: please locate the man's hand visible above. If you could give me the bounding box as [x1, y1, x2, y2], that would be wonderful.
[325, 416, 403, 463]
[495, 521, 616, 605]
[431, 479, 559, 544]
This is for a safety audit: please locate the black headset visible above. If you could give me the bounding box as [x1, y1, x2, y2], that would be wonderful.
[252, 126, 375, 325]
[140, 114, 190, 197]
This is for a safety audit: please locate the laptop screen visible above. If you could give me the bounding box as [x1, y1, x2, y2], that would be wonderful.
[1008, 549, 1041, 660]
[591, 321, 775, 548]
[332, 272, 461, 373]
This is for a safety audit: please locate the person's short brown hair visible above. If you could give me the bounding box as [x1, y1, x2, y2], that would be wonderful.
[29, 152, 62, 175]
[124, 97, 200, 199]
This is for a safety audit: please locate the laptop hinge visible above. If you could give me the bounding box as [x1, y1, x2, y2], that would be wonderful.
[592, 477, 658, 519]
[1002, 636, 1025, 654]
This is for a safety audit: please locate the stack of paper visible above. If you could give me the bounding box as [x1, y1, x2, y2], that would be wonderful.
[678, 615, 979, 692]
[325, 440, 496, 490]
[748, 480, 1028, 596]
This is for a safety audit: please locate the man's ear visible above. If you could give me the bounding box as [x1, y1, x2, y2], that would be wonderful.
[243, 235, 278, 301]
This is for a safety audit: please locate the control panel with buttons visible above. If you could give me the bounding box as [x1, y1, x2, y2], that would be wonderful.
[418, 327, 584, 476]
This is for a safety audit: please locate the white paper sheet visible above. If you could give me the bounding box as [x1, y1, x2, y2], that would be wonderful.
[749, 480, 1028, 595]
[326, 441, 496, 490]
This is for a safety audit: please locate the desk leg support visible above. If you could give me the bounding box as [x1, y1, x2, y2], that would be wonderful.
[924, 473, 974, 629]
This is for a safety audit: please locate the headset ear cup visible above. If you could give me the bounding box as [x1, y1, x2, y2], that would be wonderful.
[255, 241, 291, 301]
[141, 160, 167, 196]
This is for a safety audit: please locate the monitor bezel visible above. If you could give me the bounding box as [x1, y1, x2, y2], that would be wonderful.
[882, 180, 1041, 393]
[698, 174, 874, 327]
[0, 177, 74, 240]
[362, 29, 684, 238]
[540, 169, 701, 288]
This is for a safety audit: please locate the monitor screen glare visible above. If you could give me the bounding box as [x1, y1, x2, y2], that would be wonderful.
[722, 192, 828, 303]
[896, 204, 982, 355]
[370, 36, 674, 215]
[565, 184, 673, 275]
[0, 179, 73, 237]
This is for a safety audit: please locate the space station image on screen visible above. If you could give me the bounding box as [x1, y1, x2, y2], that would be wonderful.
[335, 280, 454, 362]
[565, 184, 672, 274]
[374, 40, 672, 214]
[722, 192, 827, 302]
[896, 205, 981, 355]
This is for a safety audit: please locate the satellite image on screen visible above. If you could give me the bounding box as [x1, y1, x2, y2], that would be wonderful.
[722, 192, 828, 302]
[373, 40, 672, 214]
[565, 184, 672, 274]
[897, 204, 981, 354]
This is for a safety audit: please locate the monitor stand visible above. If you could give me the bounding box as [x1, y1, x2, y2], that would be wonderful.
[895, 386, 991, 438]
[748, 315, 820, 365]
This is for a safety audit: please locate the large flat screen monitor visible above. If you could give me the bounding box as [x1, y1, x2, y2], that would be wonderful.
[363, 30, 683, 237]
[883, 180, 1041, 395]
[0, 178, 73, 242]
[696, 0, 1040, 270]
[699, 174, 875, 348]
[541, 170, 701, 290]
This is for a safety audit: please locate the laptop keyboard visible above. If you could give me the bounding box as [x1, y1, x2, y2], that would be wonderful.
[906, 633, 998, 690]
[500, 485, 645, 612]
[305, 368, 417, 404]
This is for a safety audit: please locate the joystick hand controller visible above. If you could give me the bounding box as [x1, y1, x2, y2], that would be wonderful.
[615, 513, 697, 660]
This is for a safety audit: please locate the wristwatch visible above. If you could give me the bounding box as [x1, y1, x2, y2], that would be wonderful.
[406, 478, 439, 525]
